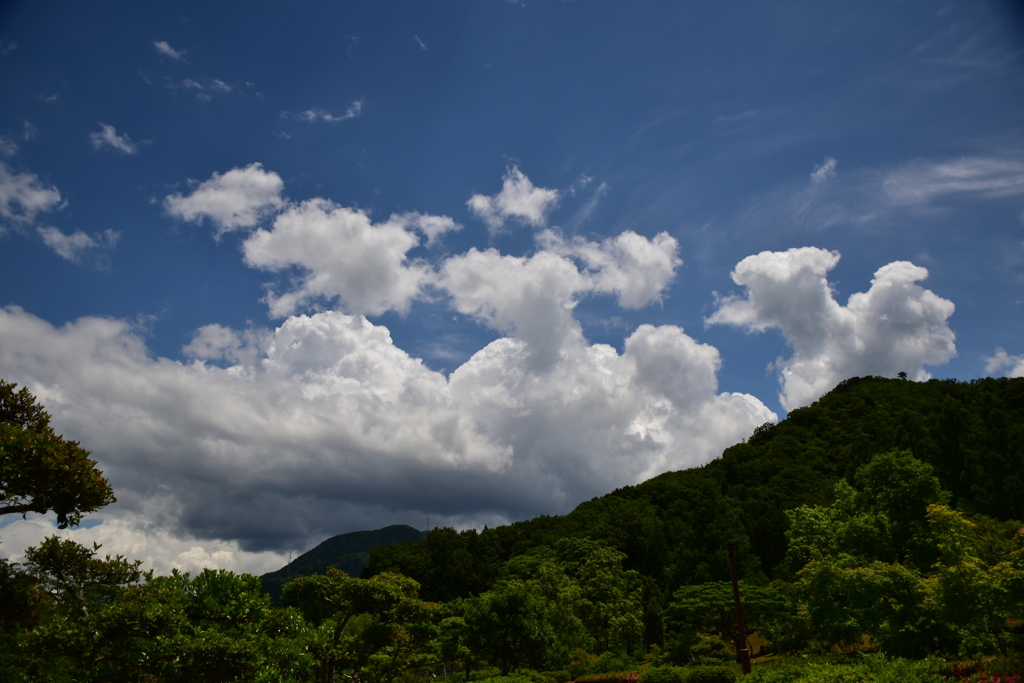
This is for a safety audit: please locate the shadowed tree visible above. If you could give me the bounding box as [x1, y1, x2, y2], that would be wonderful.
[0, 380, 115, 528]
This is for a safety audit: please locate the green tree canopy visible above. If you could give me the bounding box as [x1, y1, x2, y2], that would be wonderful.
[927, 503, 1024, 657]
[283, 569, 438, 683]
[784, 450, 959, 657]
[0, 380, 115, 528]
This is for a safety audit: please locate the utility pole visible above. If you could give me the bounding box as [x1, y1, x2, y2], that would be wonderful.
[723, 540, 752, 675]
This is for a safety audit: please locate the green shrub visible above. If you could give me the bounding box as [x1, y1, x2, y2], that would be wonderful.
[682, 665, 736, 683]
[474, 676, 542, 683]
[638, 665, 736, 683]
[542, 671, 572, 683]
[639, 666, 689, 683]
[744, 653, 947, 682]
[587, 652, 638, 675]
[574, 672, 640, 683]
[689, 636, 733, 665]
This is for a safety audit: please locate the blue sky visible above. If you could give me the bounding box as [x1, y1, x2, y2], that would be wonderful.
[1, 0, 1023, 574]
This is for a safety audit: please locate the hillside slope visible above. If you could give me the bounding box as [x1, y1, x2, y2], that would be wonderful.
[363, 376, 1024, 601]
[261, 524, 426, 600]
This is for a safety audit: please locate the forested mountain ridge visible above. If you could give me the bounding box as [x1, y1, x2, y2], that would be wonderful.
[364, 376, 1024, 601]
[260, 524, 426, 600]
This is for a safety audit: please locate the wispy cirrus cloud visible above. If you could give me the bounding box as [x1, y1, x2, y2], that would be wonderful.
[727, 153, 1024, 247]
[810, 157, 837, 184]
[164, 77, 232, 102]
[882, 156, 1024, 206]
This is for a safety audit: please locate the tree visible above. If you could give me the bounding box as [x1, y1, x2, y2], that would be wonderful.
[148, 568, 314, 683]
[463, 580, 554, 675]
[23, 536, 143, 618]
[663, 581, 797, 660]
[553, 537, 644, 655]
[13, 537, 182, 682]
[785, 450, 948, 572]
[783, 450, 951, 657]
[926, 504, 1024, 657]
[283, 569, 438, 683]
[852, 448, 948, 568]
[0, 380, 115, 528]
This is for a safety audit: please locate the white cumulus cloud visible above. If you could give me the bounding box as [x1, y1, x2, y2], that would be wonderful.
[164, 163, 285, 237]
[707, 247, 956, 410]
[441, 248, 589, 370]
[440, 230, 682, 371]
[984, 348, 1024, 378]
[90, 123, 138, 154]
[182, 324, 269, 367]
[467, 166, 559, 233]
[394, 210, 461, 246]
[242, 200, 437, 317]
[539, 229, 681, 309]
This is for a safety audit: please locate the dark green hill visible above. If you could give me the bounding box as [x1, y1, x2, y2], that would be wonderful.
[261, 524, 426, 600]
[364, 376, 1024, 601]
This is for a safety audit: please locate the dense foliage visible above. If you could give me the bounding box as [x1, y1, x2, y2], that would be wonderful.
[0, 380, 115, 528]
[2, 376, 1022, 681]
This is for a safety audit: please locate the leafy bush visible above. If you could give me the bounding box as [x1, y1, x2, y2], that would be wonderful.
[745, 653, 947, 682]
[541, 671, 572, 683]
[575, 672, 640, 683]
[938, 656, 1024, 682]
[639, 666, 690, 683]
[639, 665, 735, 683]
[682, 665, 737, 683]
[475, 675, 555, 683]
[689, 636, 733, 665]
[472, 668, 577, 683]
[587, 652, 639, 675]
